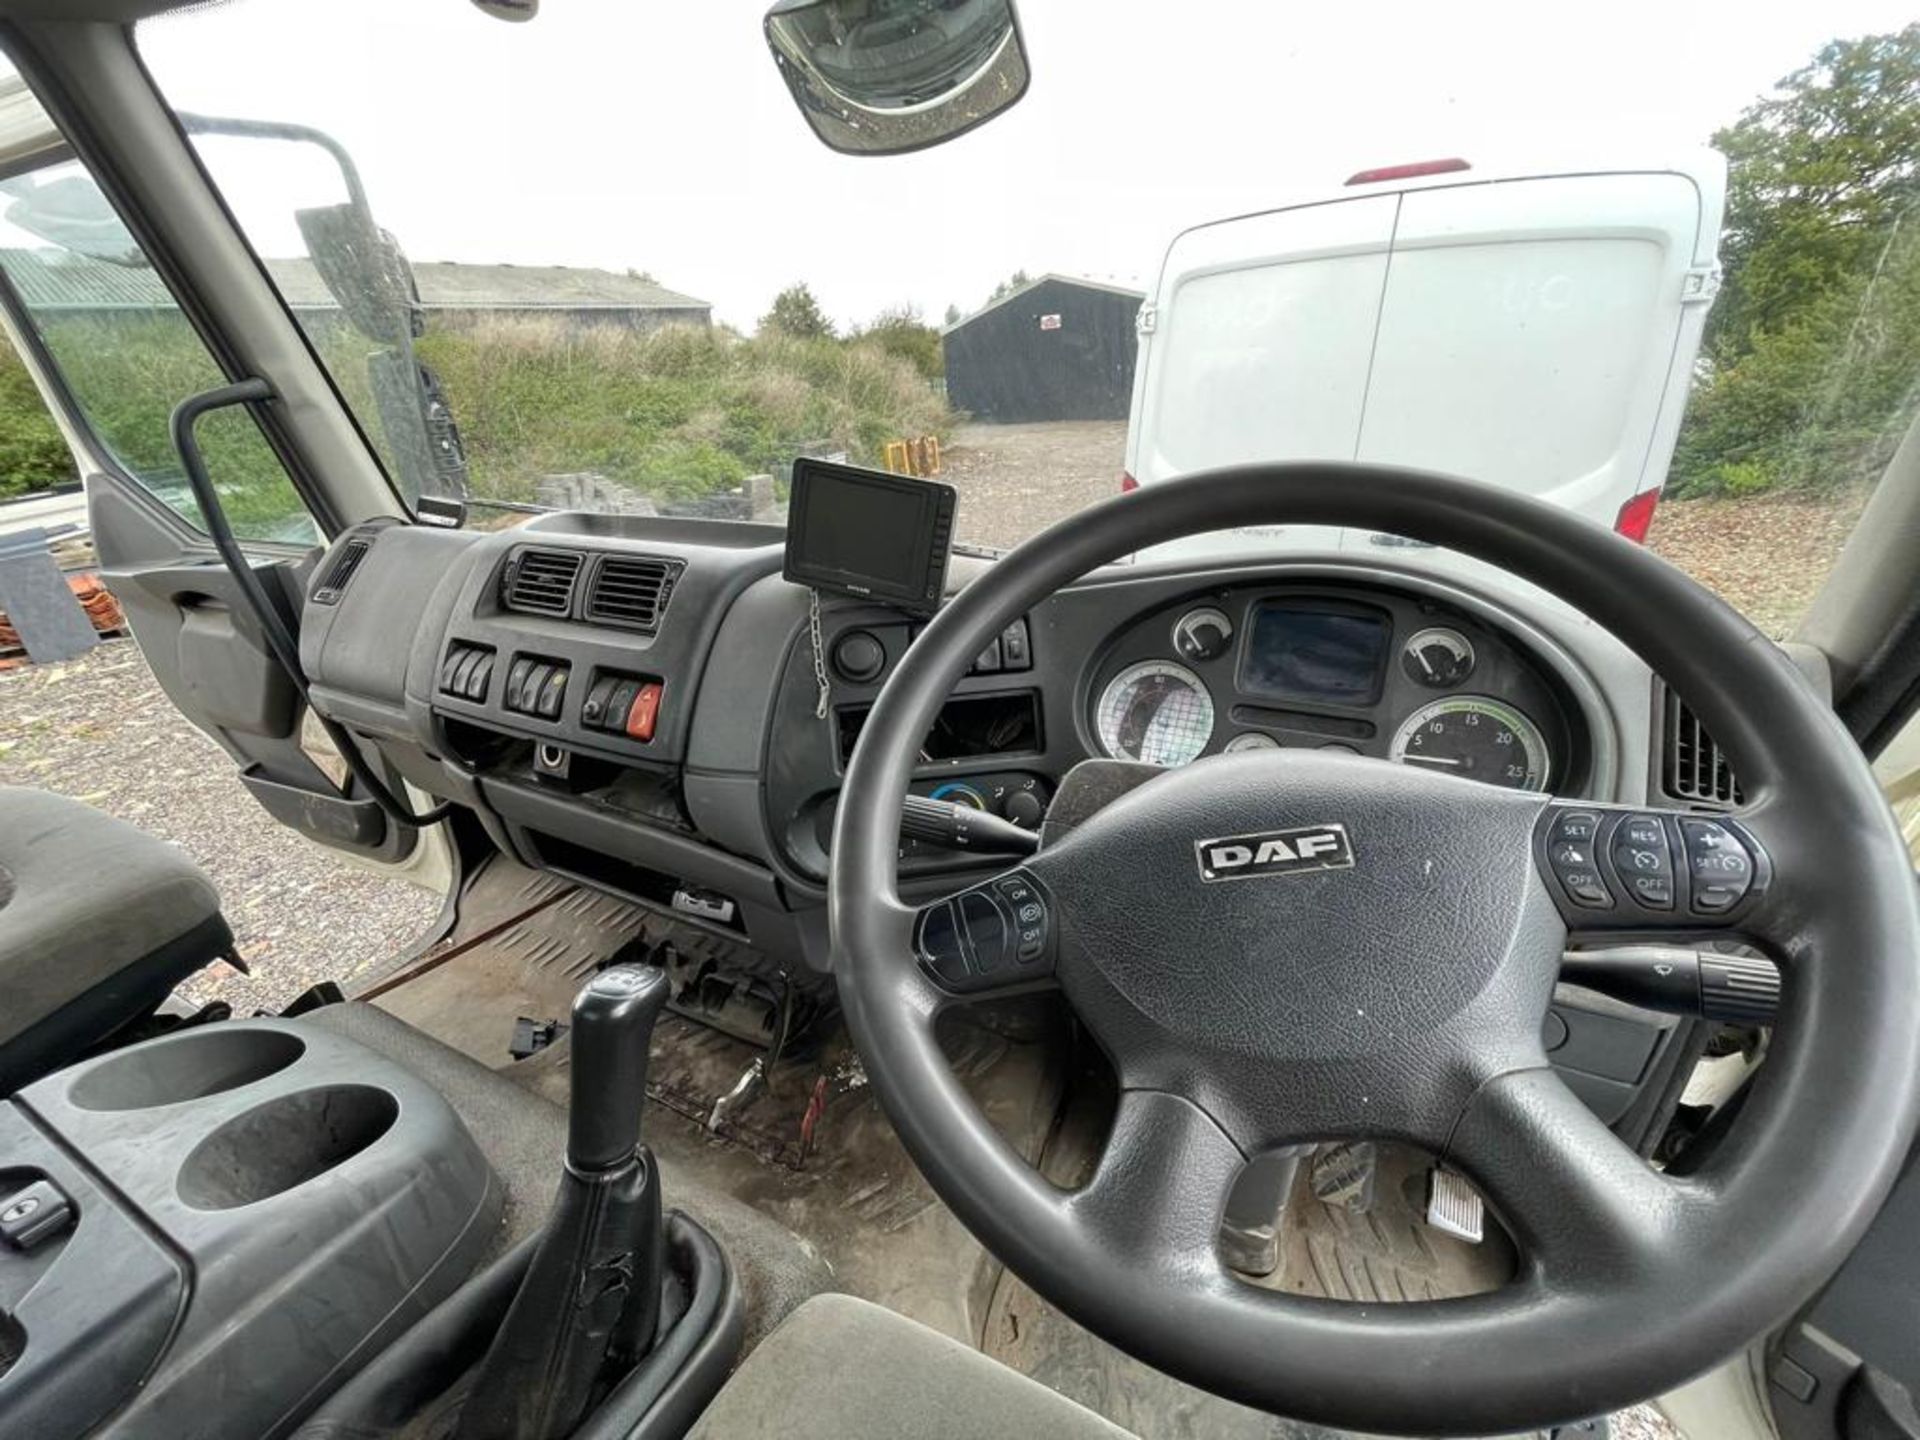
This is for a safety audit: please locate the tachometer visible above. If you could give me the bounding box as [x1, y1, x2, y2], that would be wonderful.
[1095, 661, 1215, 767]
[1389, 696, 1549, 791]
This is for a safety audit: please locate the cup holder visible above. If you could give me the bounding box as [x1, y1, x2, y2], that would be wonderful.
[178, 1085, 399, 1211]
[67, 1028, 306, 1112]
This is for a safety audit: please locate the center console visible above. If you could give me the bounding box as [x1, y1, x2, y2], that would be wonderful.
[0, 1021, 501, 1439]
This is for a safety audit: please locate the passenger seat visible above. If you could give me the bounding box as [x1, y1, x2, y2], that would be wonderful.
[0, 787, 233, 1093]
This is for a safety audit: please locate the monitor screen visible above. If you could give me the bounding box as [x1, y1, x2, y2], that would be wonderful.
[784, 460, 953, 610]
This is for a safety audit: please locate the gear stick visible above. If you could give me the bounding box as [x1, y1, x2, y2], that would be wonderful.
[458, 966, 670, 1440]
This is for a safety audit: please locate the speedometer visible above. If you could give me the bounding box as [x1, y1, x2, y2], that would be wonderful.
[1095, 661, 1215, 767]
[1389, 696, 1549, 791]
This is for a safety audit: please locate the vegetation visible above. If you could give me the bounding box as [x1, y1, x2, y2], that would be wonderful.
[849, 303, 944, 381]
[758, 283, 837, 341]
[0, 315, 311, 538]
[414, 316, 948, 506]
[1670, 23, 1920, 497]
[0, 331, 74, 501]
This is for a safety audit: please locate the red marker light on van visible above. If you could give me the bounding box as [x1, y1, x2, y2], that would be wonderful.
[1345, 158, 1471, 186]
[1614, 489, 1660, 544]
[1120, 471, 1139, 493]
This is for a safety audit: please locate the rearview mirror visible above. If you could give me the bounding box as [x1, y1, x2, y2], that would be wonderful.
[764, 0, 1030, 156]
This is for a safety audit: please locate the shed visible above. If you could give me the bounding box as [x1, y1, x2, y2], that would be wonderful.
[942, 274, 1143, 423]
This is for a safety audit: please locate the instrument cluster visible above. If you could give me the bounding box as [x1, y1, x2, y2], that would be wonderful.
[1088, 583, 1581, 793]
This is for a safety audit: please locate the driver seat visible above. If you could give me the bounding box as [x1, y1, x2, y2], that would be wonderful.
[686, 1294, 1136, 1439]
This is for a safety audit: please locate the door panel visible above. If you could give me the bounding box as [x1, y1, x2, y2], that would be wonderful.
[90, 468, 415, 865]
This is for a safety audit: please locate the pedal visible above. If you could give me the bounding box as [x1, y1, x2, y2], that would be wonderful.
[1309, 1140, 1377, 1214]
[1425, 1167, 1485, 1244]
[708, 1058, 768, 1133]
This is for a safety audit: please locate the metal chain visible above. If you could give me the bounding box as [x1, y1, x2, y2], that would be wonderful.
[807, 587, 831, 720]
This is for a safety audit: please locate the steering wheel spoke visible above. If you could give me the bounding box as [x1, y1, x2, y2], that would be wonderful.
[1069, 1088, 1244, 1284]
[908, 864, 1060, 1000]
[1447, 1066, 1697, 1287]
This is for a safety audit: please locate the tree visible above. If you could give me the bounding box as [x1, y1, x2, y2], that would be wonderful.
[944, 303, 962, 326]
[986, 269, 1031, 305]
[758, 283, 836, 341]
[1665, 23, 1920, 498]
[853, 303, 943, 381]
[1708, 24, 1920, 360]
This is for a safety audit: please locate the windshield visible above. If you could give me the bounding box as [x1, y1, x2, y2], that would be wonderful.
[25, 3, 1917, 636]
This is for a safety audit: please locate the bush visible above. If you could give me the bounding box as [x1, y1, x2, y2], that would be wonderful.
[413, 318, 951, 508]
[0, 333, 77, 500]
[1670, 215, 1920, 499]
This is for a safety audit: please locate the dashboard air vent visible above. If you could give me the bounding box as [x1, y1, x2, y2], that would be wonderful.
[1659, 683, 1742, 807]
[501, 548, 583, 617]
[311, 540, 369, 605]
[585, 555, 683, 633]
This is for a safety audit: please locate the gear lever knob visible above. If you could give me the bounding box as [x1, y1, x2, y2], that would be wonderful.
[567, 965, 669, 1173]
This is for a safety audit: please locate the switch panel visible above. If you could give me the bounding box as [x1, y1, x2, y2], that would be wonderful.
[504, 655, 570, 721]
[437, 641, 497, 704]
[582, 671, 665, 743]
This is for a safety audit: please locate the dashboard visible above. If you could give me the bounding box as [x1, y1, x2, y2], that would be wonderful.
[296, 508, 1728, 1133]
[294, 508, 1670, 979]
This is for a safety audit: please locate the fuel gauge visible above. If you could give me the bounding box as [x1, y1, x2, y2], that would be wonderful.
[1401, 627, 1475, 688]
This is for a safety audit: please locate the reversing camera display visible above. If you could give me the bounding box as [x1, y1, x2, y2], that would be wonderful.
[797, 474, 932, 591]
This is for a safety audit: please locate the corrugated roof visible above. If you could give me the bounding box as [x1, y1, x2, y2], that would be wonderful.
[263, 257, 710, 312]
[942, 272, 1145, 334]
[0, 248, 171, 309]
[0, 247, 709, 314]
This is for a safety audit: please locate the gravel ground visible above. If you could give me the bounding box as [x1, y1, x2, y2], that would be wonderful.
[944, 420, 1132, 547]
[0, 639, 443, 1013]
[945, 419, 1861, 639]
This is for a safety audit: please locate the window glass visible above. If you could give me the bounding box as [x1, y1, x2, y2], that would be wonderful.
[0, 67, 315, 542]
[129, 4, 1920, 638]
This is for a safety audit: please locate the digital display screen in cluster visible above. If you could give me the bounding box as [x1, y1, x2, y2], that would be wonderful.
[1238, 600, 1390, 705]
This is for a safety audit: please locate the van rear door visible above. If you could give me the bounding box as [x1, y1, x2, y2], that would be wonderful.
[1356, 169, 1720, 527]
[1128, 159, 1724, 554]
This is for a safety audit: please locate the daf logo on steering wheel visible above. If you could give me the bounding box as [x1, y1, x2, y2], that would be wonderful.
[1194, 824, 1355, 882]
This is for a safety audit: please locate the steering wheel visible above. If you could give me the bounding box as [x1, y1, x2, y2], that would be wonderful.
[829, 463, 1920, 1435]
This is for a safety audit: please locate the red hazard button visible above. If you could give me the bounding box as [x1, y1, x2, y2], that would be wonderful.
[624, 681, 663, 742]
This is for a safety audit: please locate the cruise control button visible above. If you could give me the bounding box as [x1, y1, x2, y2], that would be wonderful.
[1559, 871, 1611, 908]
[1616, 846, 1667, 875]
[1694, 883, 1744, 914]
[1619, 815, 1666, 849]
[1553, 810, 1599, 843]
[1680, 819, 1755, 911]
[1548, 841, 1593, 869]
[1626, 874, 1675, 909]
[1016, 924, 1046, 961]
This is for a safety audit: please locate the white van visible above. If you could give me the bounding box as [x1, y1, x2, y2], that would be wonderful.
[1123, 155, 1727, 552]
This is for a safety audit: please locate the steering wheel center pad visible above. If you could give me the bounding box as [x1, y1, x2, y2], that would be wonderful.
[1030, 749, 1560, 1153]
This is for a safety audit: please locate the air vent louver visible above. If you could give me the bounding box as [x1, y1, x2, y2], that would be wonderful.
[585, 555, 683, 633]
[1659, 683, 1742, 807]
[501, 548, 583, 616]
[312, 540, 369, 605]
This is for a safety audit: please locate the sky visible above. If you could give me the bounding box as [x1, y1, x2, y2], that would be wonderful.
[130, 0, 1918, 333]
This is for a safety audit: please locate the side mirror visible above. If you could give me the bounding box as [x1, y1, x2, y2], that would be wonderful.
[764, 0, 1030, 156]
